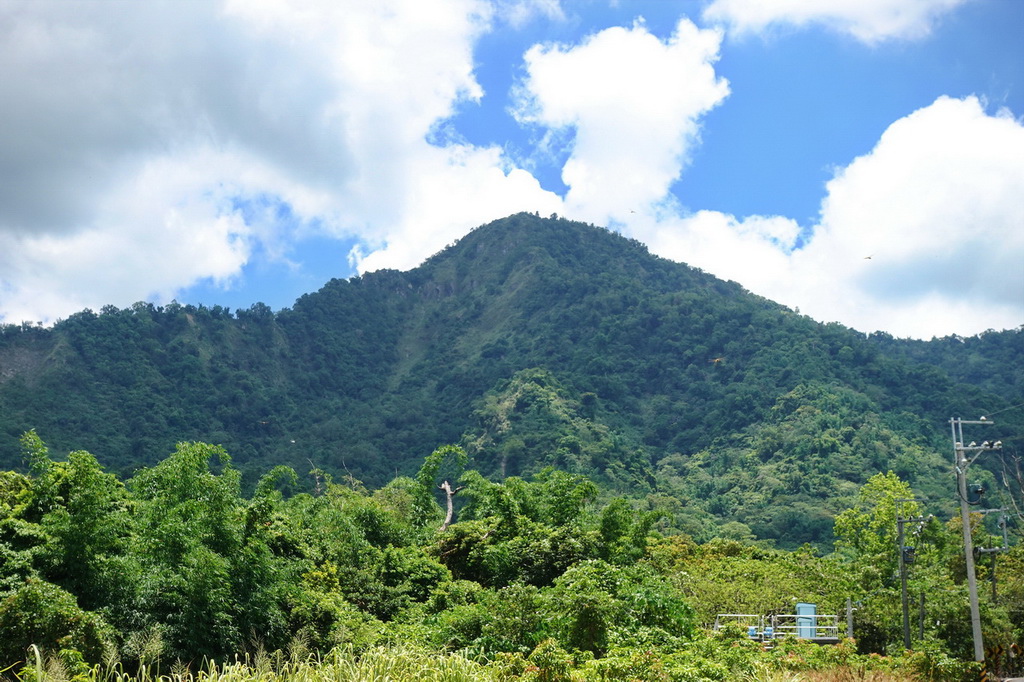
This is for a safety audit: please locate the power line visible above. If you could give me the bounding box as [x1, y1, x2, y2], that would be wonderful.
[981, 401, 1024, 419]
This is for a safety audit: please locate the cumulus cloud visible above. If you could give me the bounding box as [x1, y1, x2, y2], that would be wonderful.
[789, 95, 1024, 337]
[0, 0, 562, 323]
[512, 18, 729, 224]
[636, 210, 801, 289]
[638, 96, 1024, 338]
[0, 0, 343, 321]
[702, 0, 971, 43]
[1, 2, 1018, 342]
[350, 144, 562, 273]
[0, 147, 309, 323]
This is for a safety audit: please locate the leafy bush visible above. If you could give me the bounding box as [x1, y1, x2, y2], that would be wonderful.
[0, 579, 114, 668]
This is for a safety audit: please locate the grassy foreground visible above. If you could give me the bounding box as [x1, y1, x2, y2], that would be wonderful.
[9, 635, 973, 682]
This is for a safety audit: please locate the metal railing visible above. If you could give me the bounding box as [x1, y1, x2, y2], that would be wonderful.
[769, 613, 840, 640]
[714, 613, 841, 641]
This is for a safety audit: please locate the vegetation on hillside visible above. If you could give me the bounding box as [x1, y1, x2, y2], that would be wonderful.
[1, 214, 1020, 551]
[0, 214, 1021, 678]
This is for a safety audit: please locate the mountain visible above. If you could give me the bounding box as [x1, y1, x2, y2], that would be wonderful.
[1, 213, 1021, 548]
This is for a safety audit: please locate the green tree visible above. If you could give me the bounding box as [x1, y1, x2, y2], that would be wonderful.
[546, 560, 694, 656]
[34, 450, 134, 613]
[832, 471, 1015, 658]
[0, 469, 40, 593]
[128, 442, 246, 659]
[598, 497, 660, 564]
[834, 471, 918, 582]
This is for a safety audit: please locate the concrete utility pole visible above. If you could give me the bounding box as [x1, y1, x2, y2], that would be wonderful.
[950, 417, 1002, 666]
[896, 498, 926, 650]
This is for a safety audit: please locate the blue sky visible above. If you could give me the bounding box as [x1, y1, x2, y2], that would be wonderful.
[1, 0, 1022, 338]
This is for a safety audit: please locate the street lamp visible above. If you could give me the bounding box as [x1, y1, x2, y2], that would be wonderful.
[950, 417, 1001, 665]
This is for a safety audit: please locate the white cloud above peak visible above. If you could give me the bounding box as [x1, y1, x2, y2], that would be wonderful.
[629, 95, 1024, 339]
[702, 0, 972, 43]
[513, 18, 729, 224]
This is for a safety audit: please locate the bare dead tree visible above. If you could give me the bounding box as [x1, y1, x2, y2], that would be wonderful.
[439, 480, 465, 532]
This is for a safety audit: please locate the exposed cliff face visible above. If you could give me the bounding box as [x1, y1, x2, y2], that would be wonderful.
[0, 345, 46, 386]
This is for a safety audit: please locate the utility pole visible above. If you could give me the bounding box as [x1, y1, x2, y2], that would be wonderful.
[977, 510, 1009, 601]
[994, 512, 1008, 601]
[846, 597, 854, 639]
[951, 417, 1002, 666]
[918, 592, 925, 642]
[896, 498, 926, 650]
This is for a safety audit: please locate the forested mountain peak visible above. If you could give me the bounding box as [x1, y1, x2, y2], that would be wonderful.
[415, 212, 749, 298]
[0, 212, 1021, 548]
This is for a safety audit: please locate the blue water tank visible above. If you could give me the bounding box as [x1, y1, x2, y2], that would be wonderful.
[796, 602, 816, 638]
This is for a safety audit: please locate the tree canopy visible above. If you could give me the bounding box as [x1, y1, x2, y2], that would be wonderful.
[1, 214, 1020, 550]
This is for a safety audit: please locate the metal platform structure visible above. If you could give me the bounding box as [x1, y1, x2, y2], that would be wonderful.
[714, 612, 842, 645]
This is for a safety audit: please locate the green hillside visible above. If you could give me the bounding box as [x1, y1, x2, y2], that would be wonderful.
[1, 213, 1021, 548]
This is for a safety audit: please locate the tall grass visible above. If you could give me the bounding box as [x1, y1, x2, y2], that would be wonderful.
[10, 643, 929, 682]
[11, 645, 496, 682]
[749, 665, 921, 682]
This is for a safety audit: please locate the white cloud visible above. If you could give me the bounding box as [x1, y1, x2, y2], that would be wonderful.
[637, 210, 801, 290]
[1, 2, 1018, 342]
[513, 18, 729, 224]
[0, 147, 312, 323]
[789, 95, 1024, 337]
[638, 96, 1024, 339]
[494, 0, 565, 29]
[702, 0, 972, 43]
[0, 0, 562, 323]
[350, 144, 563, 273]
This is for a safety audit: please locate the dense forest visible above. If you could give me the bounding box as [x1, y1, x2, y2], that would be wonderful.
[2, 435, 1022, 680]
[1, 213, 1020, 550]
